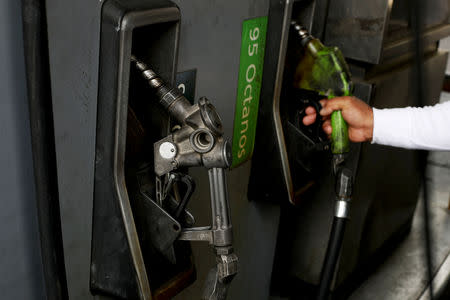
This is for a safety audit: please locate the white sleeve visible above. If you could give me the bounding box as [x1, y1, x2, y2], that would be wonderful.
[371, 101, 450, 151]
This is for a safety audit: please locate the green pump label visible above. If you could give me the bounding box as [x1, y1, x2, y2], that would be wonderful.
[231, 16, 268, 168]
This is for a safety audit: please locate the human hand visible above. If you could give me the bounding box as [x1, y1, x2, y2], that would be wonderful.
[302, 96, 374, 143]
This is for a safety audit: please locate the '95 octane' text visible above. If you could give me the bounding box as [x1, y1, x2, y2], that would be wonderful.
[238, 27, 260, 158]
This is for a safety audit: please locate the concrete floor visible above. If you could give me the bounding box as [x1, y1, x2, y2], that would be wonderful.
[348, 165, 450, 299]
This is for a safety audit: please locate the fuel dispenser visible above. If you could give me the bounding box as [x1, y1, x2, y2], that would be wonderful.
[37, 0, 450, 298]
[91, 1, 237, 299]
[268, 20, 356, 299]
[287, 23, 355, 300]
[248, 0, 449, 299]
[250, 2, 361, 296]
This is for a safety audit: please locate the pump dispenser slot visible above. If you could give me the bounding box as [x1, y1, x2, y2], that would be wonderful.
[91, 1, 190, 298]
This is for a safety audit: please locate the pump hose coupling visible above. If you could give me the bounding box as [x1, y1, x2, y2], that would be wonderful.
[334, 167, 353, 219]
[291, 21, 313, 47]
[131, 55, 192, 125]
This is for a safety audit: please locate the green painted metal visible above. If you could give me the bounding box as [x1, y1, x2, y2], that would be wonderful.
[231, 16, 268, 168]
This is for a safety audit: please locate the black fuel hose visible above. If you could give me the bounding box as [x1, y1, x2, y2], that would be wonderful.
[316, 217, 347, 300]
[316, 168, 352, 300]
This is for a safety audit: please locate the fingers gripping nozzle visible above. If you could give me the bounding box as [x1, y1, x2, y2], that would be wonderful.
[290, 22, 352, 157]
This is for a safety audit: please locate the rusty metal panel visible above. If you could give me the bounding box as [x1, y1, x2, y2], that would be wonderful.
[324, 0, 391, 64]
[324, 0, 450, 64]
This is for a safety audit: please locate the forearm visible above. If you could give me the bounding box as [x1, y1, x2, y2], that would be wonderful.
[371, 101, 450, 151]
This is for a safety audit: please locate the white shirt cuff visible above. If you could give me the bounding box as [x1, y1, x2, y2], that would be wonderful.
[371, 107, 412, 148]
[371, 102, 450, 150]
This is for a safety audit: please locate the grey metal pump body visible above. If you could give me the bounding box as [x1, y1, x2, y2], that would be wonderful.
[131, 55, 238, 299]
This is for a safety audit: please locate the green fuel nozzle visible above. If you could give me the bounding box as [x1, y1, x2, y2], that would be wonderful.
[290, 23, 355, 300]
[291, 22, 352, 159]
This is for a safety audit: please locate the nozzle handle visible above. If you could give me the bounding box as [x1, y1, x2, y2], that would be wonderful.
[330, 109, 350, 154]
